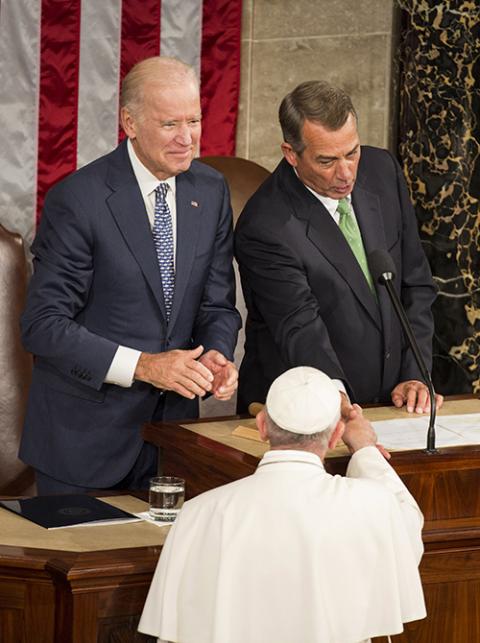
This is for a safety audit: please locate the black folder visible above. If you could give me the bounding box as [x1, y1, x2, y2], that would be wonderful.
[0, 494, 140, 529]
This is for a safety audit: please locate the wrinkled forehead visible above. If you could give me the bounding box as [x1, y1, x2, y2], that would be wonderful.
[141, 79, 201, 113]
[301, 115, 360, 155]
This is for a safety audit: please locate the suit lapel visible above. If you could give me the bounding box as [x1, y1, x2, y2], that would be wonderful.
[168, 169, 201, 330]
[351, 185, 386, 259]
[280, 162, 381, 329]
[105, 143, 168, 320]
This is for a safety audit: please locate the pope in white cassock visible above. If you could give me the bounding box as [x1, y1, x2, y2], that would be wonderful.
[138, 366, 426, 643]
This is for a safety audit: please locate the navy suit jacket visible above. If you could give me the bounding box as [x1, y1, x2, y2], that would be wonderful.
[20, 141, 241, 486]
[235, 147, 436, 410]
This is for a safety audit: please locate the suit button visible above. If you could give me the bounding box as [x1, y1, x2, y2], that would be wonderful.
[385, 352, 391, 360]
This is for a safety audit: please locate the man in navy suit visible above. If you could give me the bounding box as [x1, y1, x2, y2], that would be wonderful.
[235, 80, 443, 416]
[20, 57, 241, 494]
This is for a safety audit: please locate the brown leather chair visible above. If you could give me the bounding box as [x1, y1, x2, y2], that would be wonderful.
[199, 156, 270, 225]
[198, 156, 270, 416]
[0, 224, 35, 495]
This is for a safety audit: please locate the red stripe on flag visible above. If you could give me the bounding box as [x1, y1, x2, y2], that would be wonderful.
[36, 0, 82, 223]
[200, 0, 242, 156]
[119, 0, 161, 141]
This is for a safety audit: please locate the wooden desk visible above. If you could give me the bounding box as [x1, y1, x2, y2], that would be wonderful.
[143, 398, 480, 643]
[0, 495, 164, 643]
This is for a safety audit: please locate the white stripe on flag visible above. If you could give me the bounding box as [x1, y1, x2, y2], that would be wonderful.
[160, 0, 203, 79]
[0, 0, 41, 244]
[77, 0, 122, 168]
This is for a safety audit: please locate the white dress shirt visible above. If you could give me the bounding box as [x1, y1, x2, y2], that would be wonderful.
[301, 178, 360, 228]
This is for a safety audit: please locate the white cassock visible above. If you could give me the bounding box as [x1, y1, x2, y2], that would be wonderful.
[138, 446, 426, 643]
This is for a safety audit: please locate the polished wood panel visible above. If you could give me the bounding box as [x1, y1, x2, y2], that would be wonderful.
[0, 541, 159, 642]
[143, 408, 480, 643]
[144, 418, 258, 499]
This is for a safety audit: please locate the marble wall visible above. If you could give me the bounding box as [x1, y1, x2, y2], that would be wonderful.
[397, 0, 480, 394]
[236, 0, 397, 171]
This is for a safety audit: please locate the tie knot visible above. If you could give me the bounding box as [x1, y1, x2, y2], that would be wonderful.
[336, 198, 351, 219]
[156, 183, 169, 200]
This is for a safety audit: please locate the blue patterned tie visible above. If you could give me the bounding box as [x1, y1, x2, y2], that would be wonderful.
[153, 183, 175, 319]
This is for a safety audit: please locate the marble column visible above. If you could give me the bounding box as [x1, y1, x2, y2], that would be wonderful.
[397, 0, 480, 394]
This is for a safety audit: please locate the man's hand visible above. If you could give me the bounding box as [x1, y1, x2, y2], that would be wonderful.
[135, 345, 213, 399]
[199, 350, 238, 401]
[391, 380, 444, 414]
[342, 405, 391, 460]
[340, 391, 353, 419]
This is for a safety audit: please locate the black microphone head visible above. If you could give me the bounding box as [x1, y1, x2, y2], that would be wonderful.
[368, 249, 396, 284]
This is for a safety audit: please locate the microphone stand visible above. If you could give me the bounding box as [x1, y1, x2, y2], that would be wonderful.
[380, 273, 437, 454]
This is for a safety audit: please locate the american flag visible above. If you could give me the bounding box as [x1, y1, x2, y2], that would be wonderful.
[0, 0, 242, 243]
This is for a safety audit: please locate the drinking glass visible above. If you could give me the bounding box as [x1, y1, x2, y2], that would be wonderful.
[149, 476, 185, 522]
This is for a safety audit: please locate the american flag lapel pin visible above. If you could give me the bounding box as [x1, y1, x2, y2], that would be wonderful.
[191, 200, 199, 207]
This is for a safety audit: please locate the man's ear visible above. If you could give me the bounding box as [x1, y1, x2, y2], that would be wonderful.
[120, 106, 136, 139]
[327, 419, 345, 451]
[281, 142, 298, 168]
[256, 409, 269, 442]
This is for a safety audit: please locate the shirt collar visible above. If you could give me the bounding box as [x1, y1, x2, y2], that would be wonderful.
[127, 138, 176, 198]
[257, 449, 325, 470]
[293, 167, 351, 217]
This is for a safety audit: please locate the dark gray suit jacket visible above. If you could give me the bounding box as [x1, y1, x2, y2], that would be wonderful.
[20, 141, 241, 486]
[235, 147, 436, 410]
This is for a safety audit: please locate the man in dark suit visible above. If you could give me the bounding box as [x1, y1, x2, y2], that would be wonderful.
[235, 80, 443, 416]
[20, 57, 241, 494]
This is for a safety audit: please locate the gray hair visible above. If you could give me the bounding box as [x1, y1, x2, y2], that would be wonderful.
[120, 56, 198, 119]
[279, 80, 357, 154]
[264, 408, 337, 450]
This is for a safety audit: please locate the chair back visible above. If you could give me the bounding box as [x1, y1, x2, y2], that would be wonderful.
[200, 156, 270, 225]
[198, 156, 270, 417]
[0, 224, 35, 495]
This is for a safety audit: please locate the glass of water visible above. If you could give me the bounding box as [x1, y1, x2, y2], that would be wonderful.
[149, 476, 185, 522]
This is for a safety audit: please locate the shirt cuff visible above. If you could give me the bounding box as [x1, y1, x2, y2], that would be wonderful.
[346, 445, 390, 478]
[104, 345, 141, 387]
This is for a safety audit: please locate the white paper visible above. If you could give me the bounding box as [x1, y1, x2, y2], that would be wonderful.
[371, 413, 480, 451]
[48, 516, 143, 530]
[134, 511, 175, 528]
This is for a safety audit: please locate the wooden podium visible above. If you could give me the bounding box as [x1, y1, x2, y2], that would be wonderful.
[0, 495, 161, 643]
[143, 398, 480, 643]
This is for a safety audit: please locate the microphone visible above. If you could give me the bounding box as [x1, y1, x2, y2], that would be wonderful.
[368, 249, 437, 454]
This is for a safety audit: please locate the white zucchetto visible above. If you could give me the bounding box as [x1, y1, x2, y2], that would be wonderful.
[266, 366, 341, 435]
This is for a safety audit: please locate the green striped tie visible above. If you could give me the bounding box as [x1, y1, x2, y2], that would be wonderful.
[337, 198, 375, 293]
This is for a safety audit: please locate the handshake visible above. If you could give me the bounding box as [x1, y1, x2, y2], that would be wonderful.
[134, 345, 238, 401]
